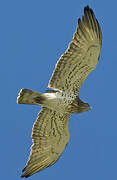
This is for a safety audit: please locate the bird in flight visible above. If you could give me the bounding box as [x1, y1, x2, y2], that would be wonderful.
[17, 6, 102, 178]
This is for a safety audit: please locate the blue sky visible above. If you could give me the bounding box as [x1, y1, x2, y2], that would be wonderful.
[1, 0, 117, 179]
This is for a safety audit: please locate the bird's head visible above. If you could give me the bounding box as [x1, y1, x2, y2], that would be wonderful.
[77, 98, 91, 113]
[70, 97, 91, 114]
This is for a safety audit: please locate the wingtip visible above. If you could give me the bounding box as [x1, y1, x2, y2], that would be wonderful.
[84, 5, 89, 12]
[20, 166, 29, 178]
[20, 174, 29, 178]
[20, 171, 30, 178]
[84, 5, 94, 15]
[20, 174, 25, 178]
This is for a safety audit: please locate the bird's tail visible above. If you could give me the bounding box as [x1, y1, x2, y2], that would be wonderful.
[17, 88, 46, 105]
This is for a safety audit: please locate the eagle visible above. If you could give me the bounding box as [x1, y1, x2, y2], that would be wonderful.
[17, 6, 102, 178]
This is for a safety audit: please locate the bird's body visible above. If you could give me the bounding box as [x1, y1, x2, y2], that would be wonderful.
[17, 6, 102, 178]
[18, 88, 90, 114]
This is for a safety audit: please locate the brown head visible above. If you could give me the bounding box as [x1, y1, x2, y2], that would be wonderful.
[77, 98, 91, 113]
[69, 97, 91, 114]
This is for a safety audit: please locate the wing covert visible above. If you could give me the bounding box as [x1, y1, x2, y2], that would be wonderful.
[48, 6, 102, 96]
[21, 107, 70, 178]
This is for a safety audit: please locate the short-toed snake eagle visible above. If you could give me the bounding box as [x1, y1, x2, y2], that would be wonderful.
[17, 6, 102, 178]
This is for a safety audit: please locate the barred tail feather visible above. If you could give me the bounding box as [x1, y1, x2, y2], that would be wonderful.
[17, 88, 45, 105]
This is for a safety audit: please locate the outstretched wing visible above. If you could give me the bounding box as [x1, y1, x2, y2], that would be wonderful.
[21, 108, 70, 178]
[48, 6, 102, 96]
